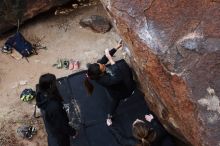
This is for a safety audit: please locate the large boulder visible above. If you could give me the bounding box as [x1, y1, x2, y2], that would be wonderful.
[0, 0, 71, 34]
[100, 0, 220, 146]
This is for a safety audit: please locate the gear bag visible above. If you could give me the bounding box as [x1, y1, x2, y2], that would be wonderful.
[5, 32, 35, 57]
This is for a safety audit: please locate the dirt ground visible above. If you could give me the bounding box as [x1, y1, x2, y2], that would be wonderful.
[0, 2, 124, 146]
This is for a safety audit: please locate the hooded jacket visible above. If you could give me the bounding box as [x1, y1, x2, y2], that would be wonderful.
[36, 92, 76, 146]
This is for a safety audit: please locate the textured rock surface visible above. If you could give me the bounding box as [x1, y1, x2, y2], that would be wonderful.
[0, 0, 71, 34]
[100, 0, 220, 146]
[79, 15, 111, 33]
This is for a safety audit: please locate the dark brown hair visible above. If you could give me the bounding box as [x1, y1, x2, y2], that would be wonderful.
[132, 121, 157, 146]
[84, 63, 102, 95]
[87, 63, 102, 80]
[84, 77, 94, 96]
[38, 73, 62, 101]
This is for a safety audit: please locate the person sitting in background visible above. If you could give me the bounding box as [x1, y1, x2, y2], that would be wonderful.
[84, 41, 136, 121]
[107, 114, 176, 146]
[36, 73, 77, 146]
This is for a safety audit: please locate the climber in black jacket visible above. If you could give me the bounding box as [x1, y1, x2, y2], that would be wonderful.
[84, 41, 136, 120]
[107, 114, 176, 146]
[36, 73, 77, 146]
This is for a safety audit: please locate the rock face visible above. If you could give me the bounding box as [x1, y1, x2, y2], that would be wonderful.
[0, 0, 71, 34]
[100, 0, 220, 146]
[79, 15, 112, 33]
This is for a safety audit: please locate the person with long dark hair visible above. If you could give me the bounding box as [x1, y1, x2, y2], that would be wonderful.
[84, 41, 136, 121]
[107, 114, 175, 146]
[36, 73, 76, 146]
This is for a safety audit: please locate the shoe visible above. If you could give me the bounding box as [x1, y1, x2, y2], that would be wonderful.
[63, 59, 69, 69]
[73, 61, 79, 71]
[28, 126, 37, 135]
[1, 45, 12, 54]
[56, 59, 63, 69]
[17, 125, 37, 139]
[69, 59, 74, 70]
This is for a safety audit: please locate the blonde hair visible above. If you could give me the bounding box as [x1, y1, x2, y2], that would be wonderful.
[132, 121, 157, 146]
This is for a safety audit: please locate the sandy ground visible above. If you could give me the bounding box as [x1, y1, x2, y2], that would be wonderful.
[0, 2, 124, 146]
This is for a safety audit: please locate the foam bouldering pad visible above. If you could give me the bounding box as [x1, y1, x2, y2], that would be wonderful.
[56, 62, 150, 146]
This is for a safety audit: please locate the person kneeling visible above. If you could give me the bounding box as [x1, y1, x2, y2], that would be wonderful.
[36, 73, 77, 146]
[107, 114, 176, 146]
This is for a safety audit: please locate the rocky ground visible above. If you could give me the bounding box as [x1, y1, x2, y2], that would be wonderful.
[0, 2, 124, 146]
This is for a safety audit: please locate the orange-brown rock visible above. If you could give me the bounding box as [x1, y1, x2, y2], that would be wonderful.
[100, 0, 220, 146]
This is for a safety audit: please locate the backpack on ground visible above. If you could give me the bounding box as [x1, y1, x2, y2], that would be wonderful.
[5, 32, 36, 57]
[20, 88, 36, 102]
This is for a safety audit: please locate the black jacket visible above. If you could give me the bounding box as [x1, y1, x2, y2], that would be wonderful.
[36, 92, 76, 146]
[97, 49, 136, 100]
[109, 125, 139, 146]
[109, 118, 175, 146]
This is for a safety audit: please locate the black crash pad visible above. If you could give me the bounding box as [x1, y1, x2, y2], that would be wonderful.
[56, 70, 150, 146]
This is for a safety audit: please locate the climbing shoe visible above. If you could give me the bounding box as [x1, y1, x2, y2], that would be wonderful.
[17, 125, 37, 139]
[63, 59, 69, 69]
[1, 45, 12, 54]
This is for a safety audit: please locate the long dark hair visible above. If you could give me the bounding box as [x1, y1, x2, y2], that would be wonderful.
[38, 73, 62, 101]
[87, 63, 101, 79]
[84, 63, 102, 95]
[132, 121, 157, 146]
